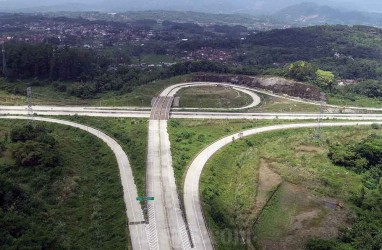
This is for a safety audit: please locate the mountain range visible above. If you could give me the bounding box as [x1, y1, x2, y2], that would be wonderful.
[275, 2, 382, 26]
[1, 0, 382, 27]
[0, 0, 375, 14]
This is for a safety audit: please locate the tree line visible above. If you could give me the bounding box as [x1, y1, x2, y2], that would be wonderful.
[1, 42, 101, 81]
[0, 42, 230, 98]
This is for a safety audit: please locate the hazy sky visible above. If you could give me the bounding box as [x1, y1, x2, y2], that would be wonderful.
[1, 0, 382, 13]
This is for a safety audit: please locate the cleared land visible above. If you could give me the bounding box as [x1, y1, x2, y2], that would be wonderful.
[177, 86, 254, 109]
[200, 125, 380, 249]
[0, 120, 130, 249]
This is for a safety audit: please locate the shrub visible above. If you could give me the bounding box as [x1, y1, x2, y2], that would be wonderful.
[9, 124, 59, 168]
[12, 141, 58, 168]
[306, 238, 348, 250]
[371, 123, 381, 130]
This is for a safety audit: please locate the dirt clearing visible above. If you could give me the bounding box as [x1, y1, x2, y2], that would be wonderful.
[256, 182, 348, 250]
[254, 159, 282, 217]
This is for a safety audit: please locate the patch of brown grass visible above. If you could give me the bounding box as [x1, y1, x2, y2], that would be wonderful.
[254, 159, 282, 217]
[259, 182, 348, 250]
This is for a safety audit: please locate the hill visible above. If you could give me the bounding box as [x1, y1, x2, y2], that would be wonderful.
[243, 25, 382, 79]
[275, 2, 382, 26]
[240, 24, 382, 105]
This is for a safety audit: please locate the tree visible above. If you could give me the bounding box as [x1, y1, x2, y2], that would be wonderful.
[315, 69, 335, 91]
[285, 61, 316, 81]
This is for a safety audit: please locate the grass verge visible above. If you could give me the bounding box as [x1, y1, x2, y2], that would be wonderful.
[168, 119, 320, 193]
[56, 116, 148, 196]
[328, 93, 382, 108]
[248, 93, 320, 113]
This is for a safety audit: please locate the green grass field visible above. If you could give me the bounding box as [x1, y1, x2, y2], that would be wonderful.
[200, 125, 380, 249]
[249, 94, 320, 113]
[168, 119, 320, 194]
[0, 119, 131, 249]
[177, 86, 253, 109]
[56, 116, 148, 196]
[328, 93, 382, 108]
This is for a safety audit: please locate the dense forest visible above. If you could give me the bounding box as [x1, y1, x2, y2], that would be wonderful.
[243, 25, 382, 77]
[0, 42, 228, 98]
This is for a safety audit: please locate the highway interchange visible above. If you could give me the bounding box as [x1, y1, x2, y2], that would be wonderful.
[1, 82, 382, 250]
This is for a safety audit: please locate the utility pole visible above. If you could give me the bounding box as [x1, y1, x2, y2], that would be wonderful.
[27, 86, 33, 124]
[315, 100, 324, 140]
[1, 43, 6, 76]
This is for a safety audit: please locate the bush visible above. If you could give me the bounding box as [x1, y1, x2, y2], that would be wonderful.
[55, 83, 67, 92]
[326, 134, 382, 249]
[371, 123, 381, 130]
[328, 134, 382, 173]
[12, 141, 58, 168]
[11, 124, 54, 144]
[245, 139, 254, 147]
[9, 124, 59, 168]
[306, 239, 336, 250]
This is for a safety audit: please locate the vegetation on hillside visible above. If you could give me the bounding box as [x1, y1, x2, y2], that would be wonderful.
[0, 121, 129, 248]
[241, 25, 382, 103]
[308, 133, 382, 250]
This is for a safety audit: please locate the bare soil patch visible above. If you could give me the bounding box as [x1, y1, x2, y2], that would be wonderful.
[192, 74, 325, 101]
[259, 182, 348, 250]
[295, 144, 326, 154]
[254, 159, 282, 217]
